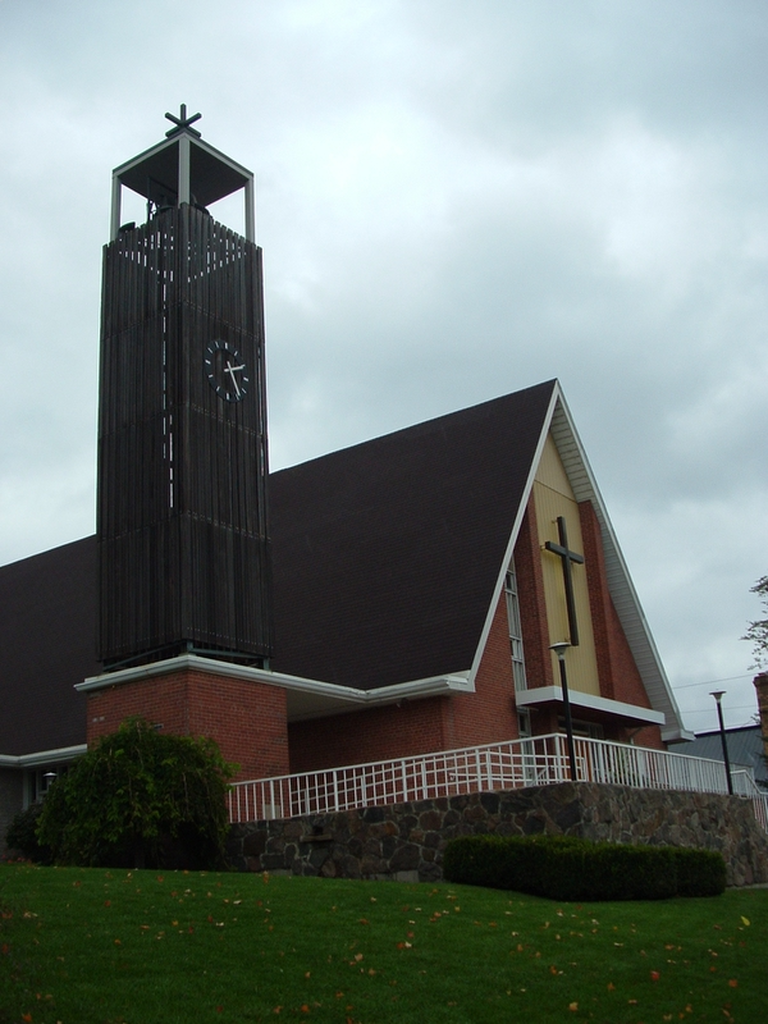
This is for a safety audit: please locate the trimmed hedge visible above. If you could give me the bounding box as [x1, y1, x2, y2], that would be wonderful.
[442, 834, 726, 900]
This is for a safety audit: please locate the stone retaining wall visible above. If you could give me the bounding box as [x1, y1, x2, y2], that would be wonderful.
[227, 783, 768, 887]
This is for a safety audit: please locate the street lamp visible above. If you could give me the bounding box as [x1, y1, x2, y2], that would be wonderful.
[710, 691, 733, 795]
[550, 641, 578, 780]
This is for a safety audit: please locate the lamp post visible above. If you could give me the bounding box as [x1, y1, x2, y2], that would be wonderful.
[710, 691, 733, 795]
[550, 641, 578, 780]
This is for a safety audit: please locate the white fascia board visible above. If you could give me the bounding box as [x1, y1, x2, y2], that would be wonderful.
[77, 654, 368, 705]
[467, 381, 561, 685]
[0, 744, 88, 769]
[463, 381, 689, 740]
[548, 392, 690, 740]
[361, 673, 472, 704]
[77, 654, 470, 710]
[516, 686, 665, 726]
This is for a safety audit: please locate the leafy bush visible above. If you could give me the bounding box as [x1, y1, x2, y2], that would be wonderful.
[36, 718, 236, 869]
[5, 803, 53, 864]
[442, 834, 726, 900]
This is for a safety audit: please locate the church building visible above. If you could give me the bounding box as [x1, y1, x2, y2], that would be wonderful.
[0, 112, 689, 841]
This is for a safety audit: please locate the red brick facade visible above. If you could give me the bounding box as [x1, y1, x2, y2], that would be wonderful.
[288, 697, 450, 774]
[442, 593, 520, 749]
[579, 500, 663, 750]
[87, 494, 664, 778]
[514, 495, 554, 691]
[755, 673, 768, 763]
[86, 667, 289, 781]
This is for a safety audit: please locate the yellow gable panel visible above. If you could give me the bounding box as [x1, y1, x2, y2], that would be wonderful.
[533, 434, 600, 697]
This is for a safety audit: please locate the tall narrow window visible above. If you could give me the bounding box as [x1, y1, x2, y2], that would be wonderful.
[505, 562, 527, 692]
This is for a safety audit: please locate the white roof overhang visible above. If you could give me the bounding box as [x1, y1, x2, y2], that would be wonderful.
[76, 654, 472, 724]
[516, 686, 665, 726]
[0, 744, 87, 768]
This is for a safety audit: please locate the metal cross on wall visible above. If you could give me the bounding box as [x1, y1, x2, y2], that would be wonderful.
[544, 515, 585, 646]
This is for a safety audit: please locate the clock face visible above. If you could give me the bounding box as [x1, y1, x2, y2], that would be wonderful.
[204, 340, 249, 402]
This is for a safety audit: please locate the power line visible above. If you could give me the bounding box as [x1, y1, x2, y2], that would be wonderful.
[673, 673, 754, 691]
[680, 704, 757, 716]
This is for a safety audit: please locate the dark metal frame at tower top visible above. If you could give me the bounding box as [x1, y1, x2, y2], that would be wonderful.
[97, 204, 273, 669]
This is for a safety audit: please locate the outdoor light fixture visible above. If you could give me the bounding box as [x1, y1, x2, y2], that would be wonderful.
[710, 690, 734, 795]
[550, 641, 577, 780]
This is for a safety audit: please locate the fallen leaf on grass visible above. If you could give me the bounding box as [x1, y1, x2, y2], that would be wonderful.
[728, 979, 738, 988]
[740, 916, 750, 927]
[568, 1002, 578, 1012]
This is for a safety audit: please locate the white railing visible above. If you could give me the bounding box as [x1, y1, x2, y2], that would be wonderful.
[228, 732, 768, 832]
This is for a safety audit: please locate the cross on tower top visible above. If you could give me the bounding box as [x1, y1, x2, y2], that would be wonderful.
[165, 103, 202, 139]
[544, 515, 585, 646]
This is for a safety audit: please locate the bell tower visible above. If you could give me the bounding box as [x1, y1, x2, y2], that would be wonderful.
[97, 107, 273, 669]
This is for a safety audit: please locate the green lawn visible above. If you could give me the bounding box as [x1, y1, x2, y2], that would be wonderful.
[0, 863, 764, 1023]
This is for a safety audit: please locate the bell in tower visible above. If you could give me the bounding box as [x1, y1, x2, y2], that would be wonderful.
[97, 106, 273, 669]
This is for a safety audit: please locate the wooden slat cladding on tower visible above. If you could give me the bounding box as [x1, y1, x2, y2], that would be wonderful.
[97, 205, 272, 668]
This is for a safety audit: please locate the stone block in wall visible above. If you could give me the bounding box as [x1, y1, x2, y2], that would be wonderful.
[226, 782, 768, 887]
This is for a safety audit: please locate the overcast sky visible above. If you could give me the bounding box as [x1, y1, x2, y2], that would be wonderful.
[1, 0, 766, 734]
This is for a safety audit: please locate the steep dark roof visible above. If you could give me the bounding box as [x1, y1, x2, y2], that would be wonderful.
[0, 536, 98, 755]
[0, 379, 556, 753]
[269, 380, 555, 688]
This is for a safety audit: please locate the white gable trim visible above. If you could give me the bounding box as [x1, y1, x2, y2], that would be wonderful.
[468, 380, 691, 742]
[466, 382, 560, 690]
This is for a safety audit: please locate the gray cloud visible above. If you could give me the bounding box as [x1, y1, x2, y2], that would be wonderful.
[1, 0, 765, 732]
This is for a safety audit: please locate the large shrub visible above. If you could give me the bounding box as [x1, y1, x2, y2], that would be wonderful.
[443, 834, 726, 900]
[5, 803, 53, 864]
[36, 718, 236, 869]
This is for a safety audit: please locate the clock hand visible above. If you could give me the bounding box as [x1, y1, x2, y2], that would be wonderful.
[224, 360, 245, 398]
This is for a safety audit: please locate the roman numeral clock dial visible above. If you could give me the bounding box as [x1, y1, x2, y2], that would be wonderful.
[204, 340, 249, 402]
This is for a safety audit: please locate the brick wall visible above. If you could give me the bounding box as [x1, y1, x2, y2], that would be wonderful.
[755, 673, 768, 762]
[514, 495, 553, 690]
[579, 500, 663, 749]
[86, 668, 289, 781]
[441, 593, 520, 750]
[288, 698, 450, 774]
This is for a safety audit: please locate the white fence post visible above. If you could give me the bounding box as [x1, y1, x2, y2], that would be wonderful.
[227, 733, 768, 834]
